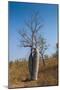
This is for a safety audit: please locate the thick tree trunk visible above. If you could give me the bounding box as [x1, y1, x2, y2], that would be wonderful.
[29, 50, 33, 80]
[29, 48, 39, 80]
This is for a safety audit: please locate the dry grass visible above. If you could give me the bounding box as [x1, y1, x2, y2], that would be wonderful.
[8, 57, 58, 88]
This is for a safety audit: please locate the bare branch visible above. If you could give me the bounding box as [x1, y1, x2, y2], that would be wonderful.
[36, 24, 43, 33]
[18, 11, 45, 50]
[18, 29, 32, 45]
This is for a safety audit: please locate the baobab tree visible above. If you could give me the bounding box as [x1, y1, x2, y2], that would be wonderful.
[18, 12, 47, 80]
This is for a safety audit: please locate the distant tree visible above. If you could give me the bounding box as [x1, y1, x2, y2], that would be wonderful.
[44, 54, 49, 60]
[38, 35, 48, 65]
[9, 61, 13, 67]
[52, 43, 58, 58]
[56, 43, 58, 58]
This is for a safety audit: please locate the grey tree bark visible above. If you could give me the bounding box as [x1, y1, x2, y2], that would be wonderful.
[29, 48, 39, 80]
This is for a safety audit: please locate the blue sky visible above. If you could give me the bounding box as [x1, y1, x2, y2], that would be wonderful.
[8, 2, 58, 61]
